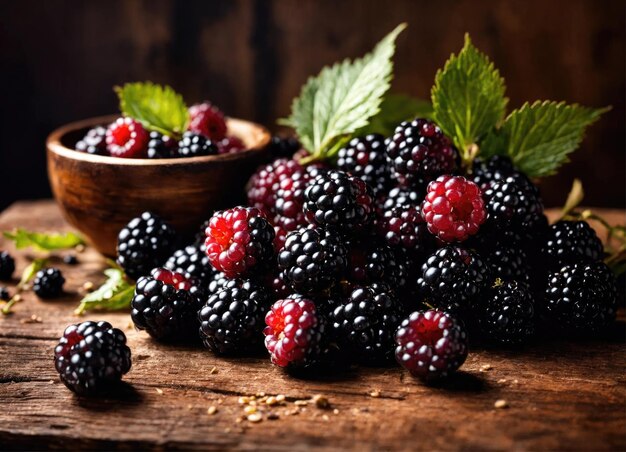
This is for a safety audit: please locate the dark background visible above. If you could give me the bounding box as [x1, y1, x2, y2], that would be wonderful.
[0, 0, 624, 211]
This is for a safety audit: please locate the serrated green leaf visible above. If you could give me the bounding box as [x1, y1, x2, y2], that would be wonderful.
[75, 268, 135, 315]
[3, 229, 84, 252]
[358, 94, 433, 136]
[280, 24, 405, 159]
[481, 101, 609, 177]
[431, 34, 507, 161]
[116, 82, 190, 137]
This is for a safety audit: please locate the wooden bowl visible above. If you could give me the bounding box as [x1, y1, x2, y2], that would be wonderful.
[47, 115, 271, 257]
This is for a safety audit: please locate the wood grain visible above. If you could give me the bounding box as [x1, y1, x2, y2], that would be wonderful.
[0, 201, 624, 450]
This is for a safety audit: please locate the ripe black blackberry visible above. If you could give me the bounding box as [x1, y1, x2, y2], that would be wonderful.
[417, 246, 491, 314]
[278, 227, 348, 295]
[164, 245, 214, 289]
[346, 240, 408, 289]
[378, 186, 423, 213]
[147, 131, 177, 159]
[0, 286, 9, 301]
[303, 170, 374, 233]
[199, 278, 271, 354]
[54, 321, 131, 394]
[330, 283, 402, 364]
[482, 172, 543, 231]
[543, 262, 617, 333]
[483, 246, 531, 284]
[337, 134, 390, 196]
[541, 221, 604, 269]
[177, 131, 218, 157]
[116, 211, 177, 281]
[267, 135, 301, 158]
[131, 268, 205, 342]
[208, 271, 229, 295]
[33, 268, 65, 298]
[386, 118, 459, 188]
[75, 126, 108, 155]
[478, 280, 535, 345]
[469, 155, 518, 190]
[0, 251, 15, 280]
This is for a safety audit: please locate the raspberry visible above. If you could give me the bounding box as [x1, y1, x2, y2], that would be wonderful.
[33, 268, 65, 298]
[116, 212, 177, 281]
[483, 246, 531, 284]
[147, 131, 177, 159]
[131, 268, 205, 341]
[330, 283, 402, 364]
[346, 240, 408, 288]
[264, 295, 327, 368]
[0, 286, 10, 301]
[164, 245, 215, 289]
[75, 126, 108, 155]
[54, 321, 131, 394]
[377, 205, 435, 256]
[337, 134, 390, 196]
[304, 170, 374, 233]
[199, 278, 271, 354]
[541, 221, 604, 269]
[217, 136, 245, 154]
[417, 246, 491, 314]
[278, 227, 348, 295]
[543, 262, 617, 333]
[395, 310, 468, 380]
[482, 173, 543, 231]
[0, 251, 15, 280]
[378, 186, 423, 213]
[386, 119, 459, 188]
[478, 280, 535, 345]
[247, 158, 303, 215]
[177, 132, 218, 157]
[106, 117, 149, 158]
[188, 102, 227, 141]
[468, 155, 518, 190]
[267, 135, 301, 159]
[205, 207, 275, 278]
[421, 175, 487, 242]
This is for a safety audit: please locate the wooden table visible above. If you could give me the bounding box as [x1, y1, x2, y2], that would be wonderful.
[1, 200, 624, 450]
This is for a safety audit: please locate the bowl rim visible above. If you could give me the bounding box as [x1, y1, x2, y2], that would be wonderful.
[47, 114, 271, 165]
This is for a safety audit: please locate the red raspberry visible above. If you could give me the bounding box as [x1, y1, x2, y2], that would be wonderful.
[246, 159, 303, 216]
[217, 136, 246, 154]
[395, 310, 468, 380]
[105, 117, 149, 158]
[188, 102, 227, 141]
[263, 295, 325, 367]
[421, 175, 486, 242]
[204, 207, 275, 278]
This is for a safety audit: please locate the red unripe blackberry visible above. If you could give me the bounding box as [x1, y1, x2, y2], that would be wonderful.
[75, 126, 108, 156]
[205, 207, 275, 278]
[217, 136, 245, 154]
[247, 158, 303, 216]
[421, 175, 486, 242]
[337, 134, 391, 196]
[106, 117, 149, 158]
[376, 205, 435, 256]
[395, 310, 468, 380]
[188, 102, 227, 141]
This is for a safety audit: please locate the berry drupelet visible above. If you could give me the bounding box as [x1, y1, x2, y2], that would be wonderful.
[33, 268, 65, 298]
[395, 310, 468, 380]
[421, 175, 487, 242]
[386, 118, 459, 189]
[188, 102, 227, 141]
[75, 126, 108, 155]
[177, 132, 218, 157]
[131, 268, 205, 342]
[54, 321, 131, 394]
[106, 117, 149, 158]
[482, 173, 543, 231]
[541, 221, 604, 269]
[247, 158, 303, 215]
[147, 131, 177, 159]
[468, 155, 518, 190]
[0, 251, 15, 280]
[204, 207, 275, 278]
[199, 278, 271, 354]
[164, 245, 215, 289]
[337, 134, 390, 196]
[116, 211, 177, 281]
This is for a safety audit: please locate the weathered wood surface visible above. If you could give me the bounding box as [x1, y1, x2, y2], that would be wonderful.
[0, 200, 624, 451]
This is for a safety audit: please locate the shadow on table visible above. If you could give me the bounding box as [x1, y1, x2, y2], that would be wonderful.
[73, 381, 143, 411]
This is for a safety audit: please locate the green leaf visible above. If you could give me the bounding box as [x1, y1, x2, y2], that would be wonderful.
[3, 229, 84, 252]
[75, 268, 135, 315]
[358, 94, 433, 136]
[280, 23, 406, 159]
[116, 82, 190, 137]
[431, 34, 507, 161]
[19, 258, 47, 288]
[481, 101, 609, 177]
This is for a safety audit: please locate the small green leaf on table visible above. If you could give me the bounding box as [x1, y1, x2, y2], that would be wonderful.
[3, 229, 84, 252]
[75, 268, 135, 315]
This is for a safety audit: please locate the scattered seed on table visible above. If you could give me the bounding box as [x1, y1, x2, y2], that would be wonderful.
[267, 412, 279, 420]
[208, 406, 218, 415]
[75, 244, 86, 253]
[20, 314, 42, 324]
[155, 388, 164, 395]
[244, 406, 257, 414]
[333, 409, 339, 415]
[247, 413, 262, 423]
[82, 281, 94, 292]
[369, 390, 381, 398]
[494, 400, 509, 409]
[294, 400, 308, 406]
[210, 366, 218, 374]
[312, 394, 330, 409]
[322, 414, 330, 421]
[497, 378, 507, 384]
[480, 364, 493, 372]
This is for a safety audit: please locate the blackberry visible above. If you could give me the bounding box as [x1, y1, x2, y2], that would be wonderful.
[377, 205, 435, 256]
[330, 283, 402, 364]
[278, 227, 348, 295]
[267, 135, 301, 159]
[478, 280, 535, 345]
[541, 221, 604, 269]
[164, 245, 215, 289]
[337, 134, 390, 196]
[147, 131, 177, 159]
[469, 155, 518, 190]
[274, 168, 314, 236]
[247, 158, 303, 215]
[482, 173, 543, 231]
[204, 207, 275, 278]
[116, 211, 177, 281]
[378, 186, 423, 213]
[304, 170, 374, 233]
[188, 102, 227, 141]
[106, 117, 148, 158]
[63, 254, 79, 265]
[75, 126, 107, 155]
[395, 310, 468, 380]
[33, 268, 65, 298]
[543, 262, 617, 333]
[0, 251, 15, 280]
[483, 246, 531, 284]
[131, 268, 205, 342]
[54, 321, 131, 394]
[264, 295, 327, 368]
[347, 240, 408, 289]
[0, 286, 9, 301]
[417, 246, 490, 314]
[199, 278, 271, 354]
[177, 132, 218, 157]
[386, 118, 459, 188]
[208, 271, 229, 295]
